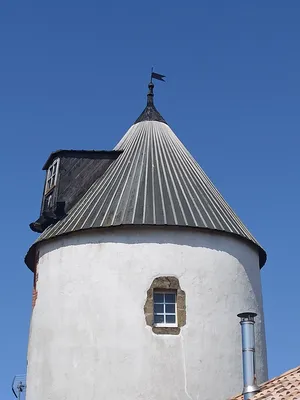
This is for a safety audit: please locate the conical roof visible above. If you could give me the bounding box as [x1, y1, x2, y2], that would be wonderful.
[27, 83, 266, 267]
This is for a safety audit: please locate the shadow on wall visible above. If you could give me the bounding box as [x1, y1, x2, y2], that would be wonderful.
[37, 225, 262, 300]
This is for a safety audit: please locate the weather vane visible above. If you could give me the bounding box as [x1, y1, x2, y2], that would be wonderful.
[150, 67, 166, 83]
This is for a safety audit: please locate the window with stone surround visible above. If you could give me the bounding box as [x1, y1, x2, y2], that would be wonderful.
[144, 276, 186, 335]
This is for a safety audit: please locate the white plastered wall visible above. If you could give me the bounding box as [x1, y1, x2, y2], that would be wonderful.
[26, 227, 268, 400]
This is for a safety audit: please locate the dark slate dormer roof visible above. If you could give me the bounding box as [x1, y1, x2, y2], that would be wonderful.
[26, 83, 266, 269]
[43, 149, 120, 170]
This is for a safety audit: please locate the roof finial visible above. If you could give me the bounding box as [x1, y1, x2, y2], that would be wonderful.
[134, 70, 167, 125]
[147, 68, 165, 106]
[147, 80, 155, 106]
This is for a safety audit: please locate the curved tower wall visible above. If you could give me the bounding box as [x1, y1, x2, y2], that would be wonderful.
[26, 227, 267, 400]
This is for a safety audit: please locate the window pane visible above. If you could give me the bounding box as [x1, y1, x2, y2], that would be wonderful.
[166, 304, 175, 313]
[46, 194, 52, 208]
[154, 314, 164, 324]
[153, 293, 164, 303]
[154, 304, 164, 313]
[166, 315, 176, 324]
[165, 293, 176, 303]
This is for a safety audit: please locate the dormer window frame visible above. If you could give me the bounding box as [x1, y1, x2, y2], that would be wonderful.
[45, 158, 60, 195]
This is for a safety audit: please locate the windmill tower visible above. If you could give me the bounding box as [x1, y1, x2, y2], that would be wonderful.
[25, 77, 268, 400]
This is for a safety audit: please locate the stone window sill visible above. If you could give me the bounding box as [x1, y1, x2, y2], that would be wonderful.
[152, 326, 181, 335]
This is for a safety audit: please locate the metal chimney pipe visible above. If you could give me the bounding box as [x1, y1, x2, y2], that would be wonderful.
[237, 312, 260, 400]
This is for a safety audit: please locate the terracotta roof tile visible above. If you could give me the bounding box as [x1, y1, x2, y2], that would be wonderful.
[230, 365, 300, 400]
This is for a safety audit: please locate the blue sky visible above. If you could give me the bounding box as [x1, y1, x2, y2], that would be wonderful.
[1, 1, 299, 398]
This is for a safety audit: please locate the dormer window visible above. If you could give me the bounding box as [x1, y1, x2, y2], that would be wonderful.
[45, 159, 59, 194]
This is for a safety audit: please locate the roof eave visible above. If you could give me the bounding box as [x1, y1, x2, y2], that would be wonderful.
[25, 224, 267, 272]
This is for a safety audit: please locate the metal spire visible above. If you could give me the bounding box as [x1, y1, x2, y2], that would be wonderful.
[147, 81, 155, 106]
[134, 73, 167, 124]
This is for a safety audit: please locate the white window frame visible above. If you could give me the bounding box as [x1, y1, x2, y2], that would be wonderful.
[44, 191, 54, 209]
[45, 158, 60, 194]
[153, 290, 177, 327]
